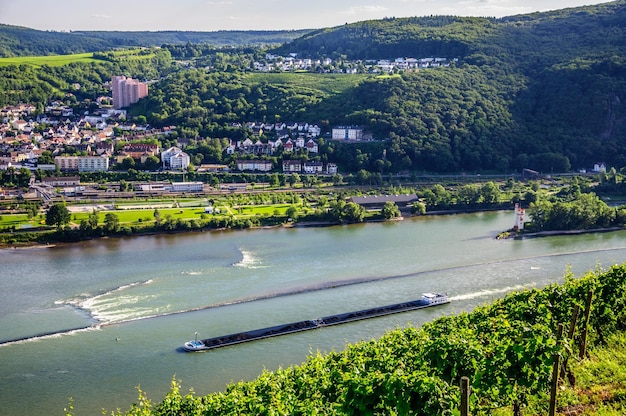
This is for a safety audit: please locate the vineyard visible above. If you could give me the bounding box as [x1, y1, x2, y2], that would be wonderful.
[111, 264, 626, 415]
[0, 52, 100, 67]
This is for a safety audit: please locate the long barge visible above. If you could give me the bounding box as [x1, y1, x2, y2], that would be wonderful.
[182, 292, 449, 352]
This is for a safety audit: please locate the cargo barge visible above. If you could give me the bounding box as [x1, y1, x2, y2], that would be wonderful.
[182, 292, 449, 352]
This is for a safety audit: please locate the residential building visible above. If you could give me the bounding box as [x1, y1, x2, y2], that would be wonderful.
[54, 156, 79, 171]
[169, 152, 191, 170]
[303, 161, 323, 174]
[282, 160, 302, 172]
[305, 139, 319, 153]
[55, 156, 109, 172]
[111, 76, 149, 109]
[236, 159, 273, 172]
[332, 126, 364, 141]
[161, 146, 190, 170]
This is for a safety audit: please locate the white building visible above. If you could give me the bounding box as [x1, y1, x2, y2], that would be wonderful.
[161, 147, 190, 170]
[55, 156, 109, 172]
[282, 160, 302, 172]
[303, 161, 323, 174]
[514, 203, 525, 230]
[236, 160, 273, 172]
[332, 126, 364, 141]
[78, 155, 109, 172]
[168, 182, 203, 192]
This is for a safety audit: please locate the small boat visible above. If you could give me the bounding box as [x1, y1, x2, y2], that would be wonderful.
[182, 292, 449, 352]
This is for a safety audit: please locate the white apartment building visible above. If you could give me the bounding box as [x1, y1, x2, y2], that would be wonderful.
[331, 126, 364, 141]
[161, 147, 190, 170]
[55, 156, 110, 172]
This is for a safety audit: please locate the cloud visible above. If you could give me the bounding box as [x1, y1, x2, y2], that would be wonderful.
[344, 5, 388, 15]
[91, 14, 112, 20]
[206, 1, 233, 4]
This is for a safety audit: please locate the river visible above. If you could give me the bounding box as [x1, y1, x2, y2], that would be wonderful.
[1, 210, 626, 415]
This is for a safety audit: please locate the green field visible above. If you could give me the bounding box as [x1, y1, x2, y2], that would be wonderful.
[0, 213, 42, 227]
[0, 52, 100, 67]
[68, 203, 297, 226]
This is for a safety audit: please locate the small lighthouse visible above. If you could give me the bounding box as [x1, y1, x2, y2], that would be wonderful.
[514, 203, 525, 230]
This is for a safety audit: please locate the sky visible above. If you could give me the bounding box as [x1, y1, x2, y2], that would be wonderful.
[0, 0, 612, 32]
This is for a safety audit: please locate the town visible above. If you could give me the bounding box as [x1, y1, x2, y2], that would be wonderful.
[0, 88, 370, 178]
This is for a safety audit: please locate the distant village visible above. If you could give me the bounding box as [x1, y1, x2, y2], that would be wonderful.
[253, 54, 458, 73]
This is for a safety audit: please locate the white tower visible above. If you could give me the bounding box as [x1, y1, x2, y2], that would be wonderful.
[514, 203, 525, 230]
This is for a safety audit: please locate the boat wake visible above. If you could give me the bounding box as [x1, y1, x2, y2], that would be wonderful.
[233, 248, 266, 269]
[59, 279, 155, 324]
[450, 284, 534, 301]
[0, 326, 97, 348]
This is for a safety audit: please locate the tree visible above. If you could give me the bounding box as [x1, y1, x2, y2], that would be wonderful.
[381, 201, 401, 219]
[144, 155, 161, 171]
[328, 198, 347, 221]
[120, 157, 136, 170]
[87, 209, 99, 231]
[457, 184, 481, 205]
[269, 173, 280, 187]
[288, 173, 300, 187]
[286, 206, 298, 220]
[343, 202, 366, 223]
[480, 181, 501, 204]
[103, 213, 120, 233]
[46, 203, 71, 229]
[412, 202, 427, 215]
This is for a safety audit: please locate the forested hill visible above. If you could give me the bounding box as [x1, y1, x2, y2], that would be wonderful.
[73, 29, 312, 49]
[0, 25, 311, 57]
[0, 25, 111, 57]
[271, 1, 626, 64]
[262, 0, 626, 171]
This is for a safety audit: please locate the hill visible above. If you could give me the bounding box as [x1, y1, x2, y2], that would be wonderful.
[268, 1, 626, 172]
[2, 2, 626, 174]
[0, 24, 311, 57]
[132, 1, 626, 173]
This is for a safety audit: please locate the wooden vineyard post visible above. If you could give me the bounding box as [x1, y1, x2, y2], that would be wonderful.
[579, 290, 593, 359]
[460, 376, 470, 416]
[549, 323, 565, 416]
[560, 304, 580, 383]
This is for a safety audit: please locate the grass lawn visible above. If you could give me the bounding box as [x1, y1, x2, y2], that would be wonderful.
[5, 198, 308, 231]
[233, 204, 292, 216]
[0, 213, 46, 228]
[72, 207, 210, 225]
[0, 53, 101, 67]
[69, 204, 272, 226]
